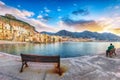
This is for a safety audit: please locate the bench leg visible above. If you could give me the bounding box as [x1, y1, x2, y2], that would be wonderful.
[25, 62, 28, 67]
[58, 67, 61, 76]
[57, 63, 61, 76]
[20, 62, 25, 72]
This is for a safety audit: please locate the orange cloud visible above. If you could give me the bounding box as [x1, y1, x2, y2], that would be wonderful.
[109, 28, 120, 35]
[74, 21, 104, 32]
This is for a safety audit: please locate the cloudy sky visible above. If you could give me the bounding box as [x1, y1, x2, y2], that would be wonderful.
[0, 0, 120, 35]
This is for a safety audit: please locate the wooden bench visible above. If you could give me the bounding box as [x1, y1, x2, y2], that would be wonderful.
[20, 53, 61, 75]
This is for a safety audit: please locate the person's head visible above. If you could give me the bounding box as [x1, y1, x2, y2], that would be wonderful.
[110, 43, 112, 45]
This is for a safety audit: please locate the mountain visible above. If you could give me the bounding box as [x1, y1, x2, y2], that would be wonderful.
[55, 30, 73, 37]
[41, 30, 120, 41]
[40, 31, 55, 35]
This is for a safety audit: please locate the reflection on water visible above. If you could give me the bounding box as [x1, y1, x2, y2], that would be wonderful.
[0, 42, 120, 58]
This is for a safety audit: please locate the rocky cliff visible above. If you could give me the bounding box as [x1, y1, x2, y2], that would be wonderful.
[0, 14, 62, 43]
[0, 14, 38, 42]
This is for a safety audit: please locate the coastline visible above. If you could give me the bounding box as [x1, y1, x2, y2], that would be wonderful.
[0, 40, 26, 44]
[0, 49, 120, 80]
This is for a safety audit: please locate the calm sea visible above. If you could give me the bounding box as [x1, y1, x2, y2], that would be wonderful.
[0, 42, 120, 58]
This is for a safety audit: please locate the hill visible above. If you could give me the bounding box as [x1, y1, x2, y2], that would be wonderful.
[41, 30, 120, 41]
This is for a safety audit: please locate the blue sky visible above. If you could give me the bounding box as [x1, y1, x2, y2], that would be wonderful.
[0, 0, 120, 35]
[3, 0, 116, 20]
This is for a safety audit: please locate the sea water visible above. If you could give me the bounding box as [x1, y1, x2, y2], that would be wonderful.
[0, 42, 120, 58]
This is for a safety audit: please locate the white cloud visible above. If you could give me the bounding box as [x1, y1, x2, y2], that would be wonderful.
[37, 15, 43, 19]
[21, 10, 34, 17]
[0, 1, 57, 32]
[44, 7, 50, 13]
[45, 9, 50, 13]
[40, 11, 43, 13]
[0, 2, 34, 18]
[37, 14, 47, 22]
[0, 1, 5, 5]
[97, 16, 120, 34]
[58, 16, 62, 19]
[99, 17, 120, 28]
[45, 13, 48, 16]
[57, 20, 75, 32]
[73, 3, 77, 7]
[57, 8, 61, 12]
[23, 18, 58, 32]
[17, 5, 21, 8]
[114, 5, 120, 9]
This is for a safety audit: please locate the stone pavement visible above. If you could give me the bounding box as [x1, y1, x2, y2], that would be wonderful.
[1, 49, 120, 80]
[0, 52, 61, 80]
[61, 49, 120, 80]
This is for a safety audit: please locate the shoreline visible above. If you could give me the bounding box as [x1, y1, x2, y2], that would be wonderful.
[0, 40, 26, 44]
[0, 40, 120, 44]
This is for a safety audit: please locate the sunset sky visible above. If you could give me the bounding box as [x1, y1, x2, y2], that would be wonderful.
[0, 0, 120, 35]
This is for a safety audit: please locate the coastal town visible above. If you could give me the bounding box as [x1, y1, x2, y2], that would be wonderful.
[0, 14, 113, 44]
[1, 14, 119, 44]
[0, 14, 62, 43]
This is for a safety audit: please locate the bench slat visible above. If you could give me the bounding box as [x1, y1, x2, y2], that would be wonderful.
[21, 54, 60, 62]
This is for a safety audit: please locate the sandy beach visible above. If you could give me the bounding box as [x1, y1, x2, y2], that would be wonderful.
[0, 48, 120, 80]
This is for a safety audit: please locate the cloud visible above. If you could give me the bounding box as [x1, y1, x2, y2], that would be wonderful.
[45, 9, 50, 13]
[58, 16, 62, 19]
[98, 17, 120, 35]
[0, 2, 34, 18]
[44, 7, 50, 13]
[42, 16, 51, 20]
[57, 20, 75, 32]
[114, 6, 120, 9]
[73, 3, 77, 7]
[37, 15, 43, 19]
[60, 16, 104, 32]
[62, 16, 93, 26]
[0, 1, 57, 32]
[110, 28, 120, 34]
[1, 1, 120, 34]
[57, 8, 61, 12]
[21, 17, 58, 32]
[72, 8, 89, 16]
[39, 11, 43, 14]
[60, 13, 120, 34]
[17, 5, 21, 8]
[37, 14, 52, 22]
[74, 21, 104, 32]
[0, 1, 5, 5]
[21, 10, 34, 17]
[59, 20, 104, 32]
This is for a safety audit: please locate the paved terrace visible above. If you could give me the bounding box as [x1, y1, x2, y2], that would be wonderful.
[1, 49, 120, 80]
[0, 53, 62, 80]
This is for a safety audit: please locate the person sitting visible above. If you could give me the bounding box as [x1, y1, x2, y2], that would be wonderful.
[106, 43, 116, 57]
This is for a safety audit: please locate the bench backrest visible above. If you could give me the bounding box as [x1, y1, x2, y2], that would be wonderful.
[21, 53, 60, 63]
